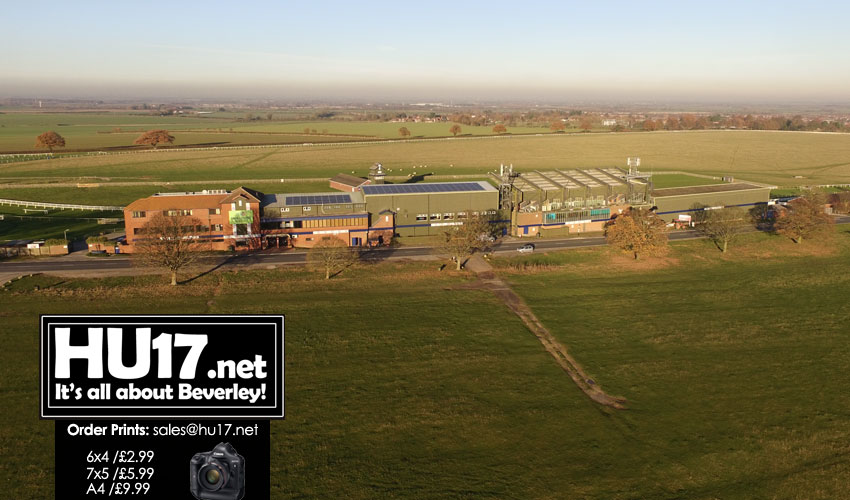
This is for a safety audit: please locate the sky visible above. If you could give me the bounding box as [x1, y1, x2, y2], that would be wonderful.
[2, 0, 849, 103]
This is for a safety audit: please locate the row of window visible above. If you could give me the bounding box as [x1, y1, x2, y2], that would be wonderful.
[262, 217, 368, 230]
[544, 208, 610, 223]
[133, 224, 225, 235]
[131, 208, 221, 218]
[414, 210, 497, 221]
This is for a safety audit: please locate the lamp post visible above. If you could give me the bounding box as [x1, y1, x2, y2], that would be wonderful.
[64, 229, 69, 242]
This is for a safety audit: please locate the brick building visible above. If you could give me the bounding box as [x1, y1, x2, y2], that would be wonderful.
[123, 187, 262, 252]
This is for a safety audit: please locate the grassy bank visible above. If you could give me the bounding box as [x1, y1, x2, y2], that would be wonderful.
[2, 228, 850, 498]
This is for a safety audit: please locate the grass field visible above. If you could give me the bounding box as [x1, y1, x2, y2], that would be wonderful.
[1, 131, 848, 190]
[2, 227, 850, 498]
[0, 111, 553, 152]
[0, 206, 122, 242]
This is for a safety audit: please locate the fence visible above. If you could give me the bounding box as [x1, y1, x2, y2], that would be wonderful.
[0, 198, 124, 211]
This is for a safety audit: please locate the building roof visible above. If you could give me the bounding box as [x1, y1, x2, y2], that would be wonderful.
[652, 183, 769, 198]
[262, 191, 364, 208]
[125, 192, 229, 211]
[222, 186, 263, 204]
[361, 181, 496, 196]
[330, 173, 370, 187]
[513, 168, 627, 192]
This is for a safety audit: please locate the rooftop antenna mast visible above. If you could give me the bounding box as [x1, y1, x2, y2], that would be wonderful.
[493, 163, 519, 211]
[624, 157, 653, 201]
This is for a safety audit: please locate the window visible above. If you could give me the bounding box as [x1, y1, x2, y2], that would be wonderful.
[197, 225, 210, 232]
[443, 213, 454, 220]
[132, 211, 146, 218]
[281, 207, 290, 213]
[212, 224, 223, 231]
[166, 209, 192, 217]
[238, 199, 243, 207]
[303, 206, 312, 212]
[133, 228, 145, 235]
[457, 212, 467, 219]
[305, 237, 313, 242]
[209, 208, 220, 215]
[416, 214, 427, 221]
[430, 213, 440, 220]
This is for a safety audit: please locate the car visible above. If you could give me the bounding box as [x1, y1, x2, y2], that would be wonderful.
[517, 244, 535, 253]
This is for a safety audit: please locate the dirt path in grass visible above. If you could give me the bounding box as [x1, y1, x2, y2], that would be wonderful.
[462, 255, 627, 410]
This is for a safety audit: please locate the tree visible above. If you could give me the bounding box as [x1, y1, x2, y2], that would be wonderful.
[642, 119, 657, 131]
[34, 131, 66, 153]
[579, 118, 593, 132]
[693, 206, 748, 253]
[449, 124, 462, 136]
[133, 213, 206, 285]
[307, 237, 358, 279]
[436, 215, 491, 270]
[134, 130, 175, 149]
[549, 120, 566, 132]
[604, 208, 668, 259]
[266, 113, 273, 121]
[492, 124, 507, 134]
[774, 191, 833, 244]
[398, 126, 411, 138]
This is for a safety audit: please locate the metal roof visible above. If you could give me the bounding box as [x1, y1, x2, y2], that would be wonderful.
[513, 168, 628, 193]
[361, 181, 494, 196]
[285, 194, 352, 205]
[652, 183, 768, 197]
[261, 191, 364, 207]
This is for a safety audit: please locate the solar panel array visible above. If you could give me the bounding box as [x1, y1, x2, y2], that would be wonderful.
[285, 194, 352, 205]
[361, 183, 486, 195]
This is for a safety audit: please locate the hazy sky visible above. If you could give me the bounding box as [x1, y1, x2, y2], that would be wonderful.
[2, 1, 849, 102]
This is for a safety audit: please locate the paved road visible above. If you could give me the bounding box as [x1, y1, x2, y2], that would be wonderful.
[3, 215, 848, 277]
[0, 231, 702, 276]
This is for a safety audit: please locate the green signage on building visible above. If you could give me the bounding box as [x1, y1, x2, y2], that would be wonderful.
[229, 210, 254, 224]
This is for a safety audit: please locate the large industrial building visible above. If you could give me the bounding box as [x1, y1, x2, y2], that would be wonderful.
[120, 160, 774, 251]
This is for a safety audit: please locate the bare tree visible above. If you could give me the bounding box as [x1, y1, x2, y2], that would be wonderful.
[35, 131, 66, 153]
[449, 124, 462, 136]
[435, 215, 491, 270]
[549, 120, 566, 132]
[134, 130, 175, 148]
[492, 124, 507, 134]
[604, 208, 668, 259]
[398, 126, 411, 138]
[774, 191, 834, 244]
[307, 237, 358, 279]
[693, 206, 748, 253]
[133, 213, 206, 285]
[579, 118, 593, 132]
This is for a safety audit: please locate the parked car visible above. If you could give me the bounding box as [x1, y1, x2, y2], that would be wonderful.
[517, 244, 535, 253]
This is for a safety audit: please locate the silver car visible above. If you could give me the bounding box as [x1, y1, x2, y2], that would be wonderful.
[517, 244, 535, 253]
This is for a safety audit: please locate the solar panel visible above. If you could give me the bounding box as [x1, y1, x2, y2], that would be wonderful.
[361, 183, 486, 195]
[285, 194, 352, 205]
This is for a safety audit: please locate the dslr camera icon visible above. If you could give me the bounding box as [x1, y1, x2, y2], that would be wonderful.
[190, 442, 245, 500]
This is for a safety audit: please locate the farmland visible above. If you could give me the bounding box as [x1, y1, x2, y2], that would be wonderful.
[0, 111, 552, 153]
[3, 228, 850, 499]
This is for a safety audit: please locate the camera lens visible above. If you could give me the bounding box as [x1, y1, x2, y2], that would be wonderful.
[199, 463, 227, 491]
[205, 469, 221, 485]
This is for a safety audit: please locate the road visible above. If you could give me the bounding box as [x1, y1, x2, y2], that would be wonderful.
[0, 230, 705, 276]
[3, 216, 848, 277]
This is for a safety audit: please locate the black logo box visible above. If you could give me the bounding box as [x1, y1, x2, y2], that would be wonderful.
[40, 315, 284, 419]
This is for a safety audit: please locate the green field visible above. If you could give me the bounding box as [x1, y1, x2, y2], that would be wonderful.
[0, 111, 553, 152]
[3, 228, 850, 498]
[1, 131, 848, 190]
[0, 206, 122, 243]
